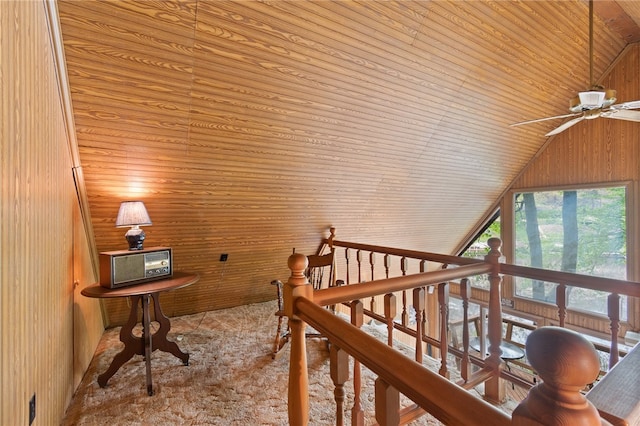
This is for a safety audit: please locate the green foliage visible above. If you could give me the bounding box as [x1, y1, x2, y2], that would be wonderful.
[460, 186, 627, 317]
[514, 187, 626, 278]
[513, 186, 627, 314]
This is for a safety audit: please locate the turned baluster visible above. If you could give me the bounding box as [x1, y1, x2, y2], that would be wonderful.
[438, 282, 450, 378]
[401, 257, 409, 326]
[356, 250, 362, 283]
[459, 278, 471, 382]
[370, 252, 376, 312]
[512, 327, 606, 426]
[607, 293, 620, 368]
[556, 283, 567, 328]
[420, 260, 428, 346]
[285, 252, 313, 426]
[344, 248, 351, 285]
[330, 344, 349, 426]
[384, 293, 396, 347]
[384, 253, 391, 278]
[413, 287, 425, 363]
[350, 300, 364, 426]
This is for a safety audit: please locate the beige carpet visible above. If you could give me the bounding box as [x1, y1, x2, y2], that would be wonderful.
[61, 300, 445, 425]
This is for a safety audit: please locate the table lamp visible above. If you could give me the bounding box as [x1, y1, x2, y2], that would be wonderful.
[115, 201, 152, 250]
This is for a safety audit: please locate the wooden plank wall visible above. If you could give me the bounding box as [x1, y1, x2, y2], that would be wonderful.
[56, 0, 633, 326]
[512, 44, 640, 189]
[505, 43, 640, 332]
[0, 1, 103, 423]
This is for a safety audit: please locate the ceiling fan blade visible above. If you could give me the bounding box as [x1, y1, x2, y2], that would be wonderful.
[510, 113, 581, 127]
[610, 100, 640, 110]
[545, 116, 585, 136]
[603, 109, 640, 122]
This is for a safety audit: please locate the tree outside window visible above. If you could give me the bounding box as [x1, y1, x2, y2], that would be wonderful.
[461, 212, 500, 289]
[514, 186, 627, 319]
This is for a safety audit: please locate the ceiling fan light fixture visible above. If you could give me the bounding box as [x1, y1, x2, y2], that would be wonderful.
[569, 89, 616, 113]
[579, 90, 605, 108]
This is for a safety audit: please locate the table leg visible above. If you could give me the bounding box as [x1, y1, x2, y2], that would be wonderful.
[97, 295, 144, 388]
[97, 292, 190, 393]
[142, 294, 154, 396]
[149, 292, 190, 365]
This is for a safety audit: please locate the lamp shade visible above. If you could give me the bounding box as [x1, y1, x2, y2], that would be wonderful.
[115, 201, 152, 228]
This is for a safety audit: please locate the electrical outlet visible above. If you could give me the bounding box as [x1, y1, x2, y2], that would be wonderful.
[29, 393, 35, 425]
[219, 253, 228, 262]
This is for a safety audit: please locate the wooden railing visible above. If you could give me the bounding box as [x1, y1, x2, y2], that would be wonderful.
[319, 228, 639, 376]
[284, 231, 639, 425]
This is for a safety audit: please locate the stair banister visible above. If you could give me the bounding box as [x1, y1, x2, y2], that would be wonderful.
[294, 295, 512, 425]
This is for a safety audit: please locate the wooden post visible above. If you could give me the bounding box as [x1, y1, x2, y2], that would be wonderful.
[351, 300, 364, 426]
[512, 327, 606, 426]
[285, 253, 313, 426]
[484, 237, 505, 403]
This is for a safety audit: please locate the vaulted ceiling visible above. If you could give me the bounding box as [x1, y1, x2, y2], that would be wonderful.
[56, 0, 640, 318]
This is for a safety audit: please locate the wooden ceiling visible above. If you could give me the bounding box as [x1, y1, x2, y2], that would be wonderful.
[56, 0, 640, 319]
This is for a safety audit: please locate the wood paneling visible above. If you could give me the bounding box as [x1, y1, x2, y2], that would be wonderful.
[508, 43, 640, 330]
[56, 0, 640, 324]
[513, 45, 640, 188]
[1, 1, 102, 423]
[1, 1, 637, 422]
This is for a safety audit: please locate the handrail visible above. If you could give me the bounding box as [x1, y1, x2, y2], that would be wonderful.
[326, 237, 640, 299]
[294, 296, 512, 426]
[313, 262, 491, 306]
[285, 250, 611, 425]
[328, 236, 637, 367]
[500, 263, 640, 297]
[287, 233, 637, 424]
[328, 239, 484, 266]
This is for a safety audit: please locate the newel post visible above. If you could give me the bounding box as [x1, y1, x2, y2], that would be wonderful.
[286, 252, 313, 426]
[512, 327, 608, 426]
[484, 237, 505, 403]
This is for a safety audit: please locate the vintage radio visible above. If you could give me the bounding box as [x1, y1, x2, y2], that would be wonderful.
[99, 247, 172, 289]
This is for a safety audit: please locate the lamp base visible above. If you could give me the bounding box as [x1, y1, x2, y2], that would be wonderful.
[124, 228, 146, 251]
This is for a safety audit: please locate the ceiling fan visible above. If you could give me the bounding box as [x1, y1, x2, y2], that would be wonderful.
[511, 0, 640, 137]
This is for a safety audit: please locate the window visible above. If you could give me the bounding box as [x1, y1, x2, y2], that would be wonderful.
[460, 211, 500, 289]
[513, 186, 627, 319]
